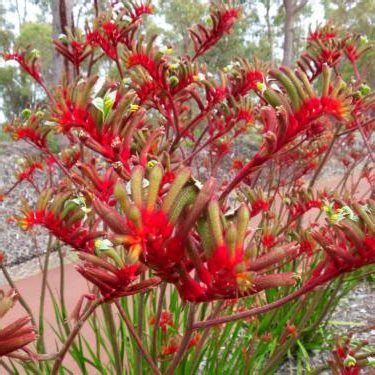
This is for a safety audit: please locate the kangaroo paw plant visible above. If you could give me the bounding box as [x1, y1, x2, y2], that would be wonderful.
[0, 1, 374, 373]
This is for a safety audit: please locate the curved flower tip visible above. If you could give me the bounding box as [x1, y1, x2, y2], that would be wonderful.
[0, 317, 36, 357]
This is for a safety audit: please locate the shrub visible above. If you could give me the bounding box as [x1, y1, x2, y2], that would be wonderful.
[0, 1, 374, 373]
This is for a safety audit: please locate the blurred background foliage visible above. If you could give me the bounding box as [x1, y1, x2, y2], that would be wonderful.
[0, 0, 374, 121]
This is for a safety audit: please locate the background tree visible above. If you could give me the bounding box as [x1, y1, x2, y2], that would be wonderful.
[156, 0, 274, 70]
[282, 0, 308, 66]
[323, 0, 375, 86]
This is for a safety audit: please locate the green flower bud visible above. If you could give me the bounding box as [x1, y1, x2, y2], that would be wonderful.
[169, 76, 179, 88]
[343, 355, 356, 367]
[30, 49, 40, 59]
[256, 81, 265, 92]
[360, 35, 368, 46]
[21, 108, 32, 119]
[359, 83, 371, 96]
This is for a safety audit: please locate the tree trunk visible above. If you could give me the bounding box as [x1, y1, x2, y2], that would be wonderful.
[264, 0, 273, 62]
[51, 0, 74, 84]
[282, 0, 295, 66]
[282, 0, 308, 67]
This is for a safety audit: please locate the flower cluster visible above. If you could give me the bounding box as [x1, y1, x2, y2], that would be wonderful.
[3, 47, 44, 86]
[308, 199, 375, 286]
[300, 24, 372, 79]
[16, 190, 99, 252]
[1, 5, 374, 369]
[190, 1, 241, 59]
[0, 289, 36, 358]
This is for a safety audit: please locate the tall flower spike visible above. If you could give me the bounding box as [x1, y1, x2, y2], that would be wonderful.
[123, 1, 153, 22]
[86, 9, 139, 60]
[17, 190, 100, 252]
[228, 58, 266, 97]
[74, 163, 118, 203]
[5, 111, 51, 149]
[97, 165, 198, 283]
[54, 28, 91, 69]
[3, 47, 44, 86]
[220, 67, 352, 199]
[52, 78, 142, 167]
[125, 37, 162, 83]
[309, 199, 375, 287]
[344, 34, 372, 64]
[76, 252, 161, 299]
[298, 23, 344, 79]
[189, 2, 241, 59]
[15, 156, 44, 183]
[189, 202, 298, 302]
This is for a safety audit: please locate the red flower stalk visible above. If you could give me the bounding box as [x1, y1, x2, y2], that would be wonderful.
[221, 65, 353, 199]
[261, 234, 275, 248]
[60, 146, 81, 169]
[76, 252, 160, 299]
[135, 80, 160, 102]
[343, 34, 372, 64]
[5, 113, 50, 149]
[308, 200, 375, 286]
[0, 317, 36, 357]
[52, 81, 144, 167]
[95, 165, 196, 282]
[161, 333, 201, 356]
[54, 38, 91, 69]
[16, 190, 99, 252]
[16, 158, 43, 183]
[190, 2, 241, 59]
[229, 58, 265, 97]
[125, 1, 153, 21]
[161, 336, 180, 356]
[307, 24, 336, 42]
[53, 96, 96, 135]
[244, 189, 269, 217]
[327, 336, 371, 375]
[73, 163, 118, 203]
[86, 11, 138, 60]
[176, 201, 299, 302]
[76, 253, 161, 299]
[3, 49, 44, 86]
[125, 42, 160, 82]
[286, 189, 323, 220]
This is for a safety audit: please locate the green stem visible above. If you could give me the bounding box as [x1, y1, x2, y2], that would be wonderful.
[51, 298, 103, 375]
[115, 300, 161, 375]
[37, 235, 53, 373]
[165, 303, 196, 375]
[151, 282, 167, 361]
[136, 273, 146, 375]
[102, 303, 123, 375]
[57, 243, 71, 337]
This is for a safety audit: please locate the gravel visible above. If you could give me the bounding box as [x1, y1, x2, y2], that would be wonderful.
[0, 141, 50, 266]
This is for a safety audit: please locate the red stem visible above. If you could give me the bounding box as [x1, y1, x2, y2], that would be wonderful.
[220, 153, 269, 200]
[192, 279, 326, 330]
